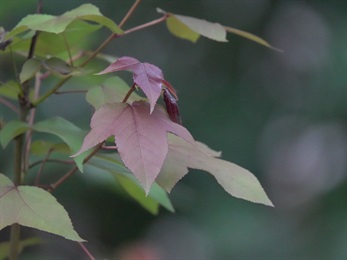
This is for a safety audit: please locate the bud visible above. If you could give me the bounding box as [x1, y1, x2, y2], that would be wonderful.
[163, 88, 182, 125]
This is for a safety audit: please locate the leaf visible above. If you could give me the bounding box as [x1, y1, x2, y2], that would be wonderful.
[87, 153, 174, 214]
[0, 81, 21, 100]
[0, 237, 42, 260]
[97, 56, 171, 113]
[43, 57, 72, 75]
[157, 134, 274, 206]
[5, 20, 101, 57]
[6, 3, 122, 39]
[158, 9, 280, 51]
[33, 117, 87, 172]
[73, 101, 195, 193]
[30, 140, 70, 155]
[224, 26, 282, 52]
[166, 16, 200, 43]
[158, 9, 227, 42]
[0, 173, 85, 241]
[0, 121, 29, 148]
[86, 76, 143, 109]
[19, 58, 41, 83]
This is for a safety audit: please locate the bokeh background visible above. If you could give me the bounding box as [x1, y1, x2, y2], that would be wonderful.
[1, 0, 346, 259]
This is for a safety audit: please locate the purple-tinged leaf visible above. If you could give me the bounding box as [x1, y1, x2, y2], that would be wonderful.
[72, 101, 194, 193]
[157, 134, 274, 206]
[97, 57, 172, 113]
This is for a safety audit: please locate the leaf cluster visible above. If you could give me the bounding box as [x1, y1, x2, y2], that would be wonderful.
[0, 2, 275, 258]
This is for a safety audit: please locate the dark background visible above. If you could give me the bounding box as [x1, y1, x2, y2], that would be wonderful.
[1, 0, 346, 259]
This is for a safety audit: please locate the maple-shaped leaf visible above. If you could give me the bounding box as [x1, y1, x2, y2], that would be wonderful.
[0, 174, 85, 241]
[72, 101, 194, 193]
[97, 56, 174, 113]
[157, 134, 274, 206]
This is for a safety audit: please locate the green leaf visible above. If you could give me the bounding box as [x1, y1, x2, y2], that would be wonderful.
[30, 140, 70, 155]
[0, 237, 42, 260]
[158, 8, 280, 51]
[0, 81, 21, 100]
[116, 174, 160, 214]
[43, 57, 72, 75]
[0, 121, 29, 148]
[166, 16, 200, 43]
[33, 117, 87, 172]
[6, 3, 122, 38]
[88, 153, 174, 213]
[19, 58, 41, 83]
[6, 20, 101, 57]
[158, 9, 227, 42]
[224, 26, 282, 52]
[0, 173, 85, 242]
[86, 77, 143, 109]
[157, 134, 274, 206]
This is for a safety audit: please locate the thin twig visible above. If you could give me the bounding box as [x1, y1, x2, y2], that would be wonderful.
[123, 14, 168, 35]
[35, 149, 53, 186]
[78, 242, 95, 260]
[55, 90, 87, 95]
[119, 0, 142, 28]
[122, 83, 136, 103]
[29, 158, 75, 169]
[23, 73, 41, 171]
[48, 143, 103, 192]
[62, 32, 74, 66]
[0, 97, 19, 114]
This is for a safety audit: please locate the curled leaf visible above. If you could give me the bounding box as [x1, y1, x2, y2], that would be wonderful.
[19, 58, 41, 83]
[224, 26, 282, 52]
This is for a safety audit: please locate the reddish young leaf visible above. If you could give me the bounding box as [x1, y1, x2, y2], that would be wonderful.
[163, 88, 182, 125]
[97, 56, 173, 113]
[72, 101, 194, 192]
[156, 134, 274, 206]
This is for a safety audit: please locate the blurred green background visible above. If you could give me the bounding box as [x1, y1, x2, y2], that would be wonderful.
[1, 0, 346, 259]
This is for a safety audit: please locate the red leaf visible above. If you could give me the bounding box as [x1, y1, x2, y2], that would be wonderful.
[72, 101, 194, 192]
[97, 56, 171, 113]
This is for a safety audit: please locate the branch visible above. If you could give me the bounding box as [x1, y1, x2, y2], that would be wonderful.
[48, 143, 103, 192]
[29, 158, 75, 169]
[78, 242, 95, 260]
[123, 14, 168, 35]
[0, 97, 19, 114]
[119, 0, 142, 28]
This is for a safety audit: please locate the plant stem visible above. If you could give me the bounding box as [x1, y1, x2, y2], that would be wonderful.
[119, 0, 142, 28]
[9, 95, 27, 260]
[29, 159, 75, 170]
[123, 14, 168, 35]
[122, 84, 136, 103]
[9, 2, 43, 258]
[9, 224, 21, 260]
[78, 242, 95, 260]
[48, 144, 102, 192]
[0, 97, 19, 114]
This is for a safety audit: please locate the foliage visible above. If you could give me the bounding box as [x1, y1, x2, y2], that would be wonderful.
[0, 1, 276, 258]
